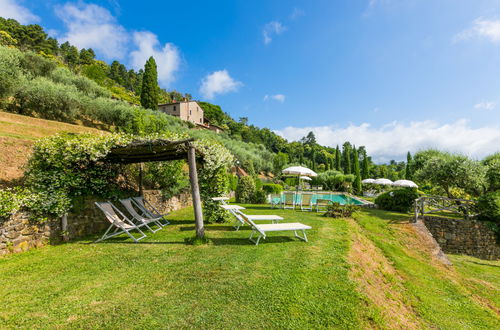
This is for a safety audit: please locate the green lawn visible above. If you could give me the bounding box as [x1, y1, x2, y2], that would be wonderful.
[0, 206, 498, 329]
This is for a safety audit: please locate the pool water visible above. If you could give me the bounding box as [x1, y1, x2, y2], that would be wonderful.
[273, 193, 364, 205]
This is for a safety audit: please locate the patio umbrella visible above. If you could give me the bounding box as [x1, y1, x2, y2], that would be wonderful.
[373, 178, 393, 185]
[282, 166, 317, 192]
[300, 176, 312, 181]
[392, 179, 418, 188]
[361, 178, 375, 184]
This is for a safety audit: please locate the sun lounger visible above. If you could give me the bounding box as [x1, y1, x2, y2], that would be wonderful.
[220, 204, 284, 230]
[120, 198, 164, 233]
[238, 212, 311, 245]
[299, 193, 314, 211]
[270, 194, 282, 208]
[94, 202, 148, 243]
[131, 196, 170, 225]
[282, 192, 296, 209]
[211, 197, 230, 205]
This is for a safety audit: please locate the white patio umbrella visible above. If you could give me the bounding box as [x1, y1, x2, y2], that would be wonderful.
[392, 179, 418, 188]
[373, 178, 393, 185]
[300, 176, 312, 181]
[282, 166, 317, 192]
[361, 178, 375, 184]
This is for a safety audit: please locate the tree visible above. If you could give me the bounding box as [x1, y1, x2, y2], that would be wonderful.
[342, 142, 351, 174]
[483, 152, 500, 192]
[352, 146, 362, 194]
[405, 151, 413, 180]
[302, 131, 317, 145]
[335, 145, 341, 171]
[362, 154, 369, 179]
[273, 152, 289, 174]
[79, 48, 95, 65]
[140, 56, 159, 110]
[414, 151, 487, 198]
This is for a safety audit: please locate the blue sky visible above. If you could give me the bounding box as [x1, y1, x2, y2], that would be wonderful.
[2, 0, 500, 161]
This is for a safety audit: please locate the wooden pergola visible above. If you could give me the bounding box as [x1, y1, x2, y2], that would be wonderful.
[104, 138, 205, 238]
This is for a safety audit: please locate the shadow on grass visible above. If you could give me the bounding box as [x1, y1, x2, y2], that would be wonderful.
[179, 225, 249, 232]
[210, 235, 296, 246]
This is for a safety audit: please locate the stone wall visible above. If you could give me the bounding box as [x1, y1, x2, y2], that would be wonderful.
[422, 216, 499, 260]
[0, 191, 192, 256]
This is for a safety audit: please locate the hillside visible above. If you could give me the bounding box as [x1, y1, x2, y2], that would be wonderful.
[0, 111, 105, 185]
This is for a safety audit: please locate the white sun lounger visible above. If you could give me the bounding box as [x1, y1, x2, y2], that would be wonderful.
[119, 198, 164, 233]
[220, 204, 284, 230]
[95, 202, 148, 243]
[131, 196, 170, 225]
[238, 212, 312, 245]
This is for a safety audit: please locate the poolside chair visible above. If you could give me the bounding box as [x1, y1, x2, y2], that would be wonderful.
[238, 212, 312, 245]
[212, 196, 230, 205]
[221, 205, 284, 231]
[300, 193, 314, 211]
[270, 193, 282, 208]
[119, 198, 164, 233]
[315, 194, 331, 212]
[131, 196, 170, 225]
[94, 202, 147, 243]
[282, 192, 296, 210]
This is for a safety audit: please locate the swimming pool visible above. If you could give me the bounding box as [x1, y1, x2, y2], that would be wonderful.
[272, 193, 365, 205]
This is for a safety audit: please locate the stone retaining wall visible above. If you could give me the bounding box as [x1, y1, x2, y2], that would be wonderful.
[422, 216, 499, 260]
[0, 191, 192, 256]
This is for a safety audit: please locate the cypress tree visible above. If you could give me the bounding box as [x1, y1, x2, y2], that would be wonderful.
[140, 56, 159, 110]
[335, 145, 341, 171]
[362, 154, 369, 179]
[405, 151, 413, 180]
[353, 146, 362, 194]
[343, 143, 351, 174]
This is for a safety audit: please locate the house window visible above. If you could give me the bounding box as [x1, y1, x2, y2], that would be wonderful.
[200, 118, 202, 123]
[190, 110, 192, 115]
[173, 106, 176, 111]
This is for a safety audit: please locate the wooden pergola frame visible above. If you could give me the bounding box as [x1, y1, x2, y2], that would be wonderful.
[104, 138, 205, 238]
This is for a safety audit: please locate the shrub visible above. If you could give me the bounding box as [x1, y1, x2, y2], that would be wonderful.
[323, 202, 358, 218]
[236, 176, 255, 203]
[252, 189, 267, 204]
[375, 188, 420, 212]
[476, 191, 500, 224]
[262, 183, 283, 194]
[0, 46, 22, 98]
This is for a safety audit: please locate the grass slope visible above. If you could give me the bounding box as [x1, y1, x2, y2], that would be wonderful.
[0, 206, 498, 328]
[0, 111, 105, 184]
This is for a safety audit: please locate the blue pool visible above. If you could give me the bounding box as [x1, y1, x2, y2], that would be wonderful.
[272, 193, 364, 205]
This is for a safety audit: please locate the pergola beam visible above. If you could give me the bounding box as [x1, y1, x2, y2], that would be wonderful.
[187, 143, 204, 238]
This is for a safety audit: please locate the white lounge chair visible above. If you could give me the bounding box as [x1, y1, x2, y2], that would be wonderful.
[95, 202, 147, 243]
[282, 192, 296, 210]
[299, 193, 314, 211]
[120, 198, 164, 233]
[220, 204, 284, 231]
[131, 196, 170, 225]
[211, 197, 230, 205]
[238, 212, 312, 245]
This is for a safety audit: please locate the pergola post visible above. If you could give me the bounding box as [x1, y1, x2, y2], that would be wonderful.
[138, 163, 144, 195]
[187, 144, 204, 238]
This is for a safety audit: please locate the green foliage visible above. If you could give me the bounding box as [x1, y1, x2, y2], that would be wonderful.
[228, 174, 238, 191]
[352, 146, 362, 194]
[236, 176, 255, 203]
[252, 189, 267, 204]
[323, 202, 358, 218]
[142, 161, 189, 199]
[375, 188, 420, 212]
[0, 30, 17, 46]
[405, 152, 413, 180]
[483, 153, 500, 192]
[262, 183, 283, 194]
[198, 102, 229, 126]
[414, 150, 487, 198]
[312, 170, 354, 192]
[335, 145, 341, 171]
[476, 191, 500, 224]
[0, 46, 21, 99]
[140, 56, 159, 110]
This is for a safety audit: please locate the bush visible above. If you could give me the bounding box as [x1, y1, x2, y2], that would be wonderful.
[476, 191, 500, 224]
[262, 183, 283, 194]
[323, 202, 358, 218]
[252, 189, 267, 204]
[375, 188, 420, 212]
[0, 46, 21, 98]
[236, 176, 255, 203]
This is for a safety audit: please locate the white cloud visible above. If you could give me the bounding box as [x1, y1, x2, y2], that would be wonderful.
[454, 18, 500, 43]
[274, 120, 500, 163]
[474, 101, 496, 111]
[55, 2, 129, 59]
[263, 21, 286, 44]
[0, 0, 39, 24]
[130, 31, 180, 86]
[199, 70, 242, 100]
[264, 94, 286, 102]
[289, 8, 304, 20]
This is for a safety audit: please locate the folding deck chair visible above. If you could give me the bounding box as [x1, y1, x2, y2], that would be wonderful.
[238, 212, 312, 245]
[282, 192, 296, 210]
[94, 202, 147, 243]
[299, 193, 314, 211]
[220, 204, 284, 231]
[131, 196, 170, 225]
[120, 198, 165, 233]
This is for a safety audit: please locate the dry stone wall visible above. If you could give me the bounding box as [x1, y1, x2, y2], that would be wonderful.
[422, 216, 499, 260]
[0, 191, 192, 256]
